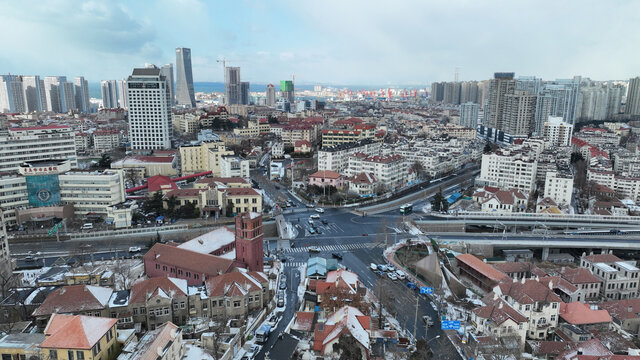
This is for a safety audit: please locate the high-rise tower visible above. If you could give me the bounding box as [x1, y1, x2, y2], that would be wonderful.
[234, 212, 264, 272]
[225, 66, 241, 105]
[266, 84, 276, 107]
[74, 76, 90, 113]
[280, 80, 294, 103]
[100, 80, 118, 109]
[126, 67, 173, 150]
[485, 72, 516, 130]
[627, 77, 640, 116]
[175, 47, 196, 108]
[161, 63, 175, 106]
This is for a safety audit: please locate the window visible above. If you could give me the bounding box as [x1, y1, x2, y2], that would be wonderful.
[552, 303, 558, 309]
[181, 301, 186, 309]
[76, 352, 85, 360]
[106, 328, 113, 341]
[133, 308, 138, 315]
[49, 351, 58, 360]
[234, 300, 241, 307]
[141, 307, 146, 314]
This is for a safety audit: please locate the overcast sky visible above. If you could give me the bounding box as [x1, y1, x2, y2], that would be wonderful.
[1, 0, 639, 85]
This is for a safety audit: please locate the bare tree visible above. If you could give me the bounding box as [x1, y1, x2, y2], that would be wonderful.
[374, 277, 394, 325]
[205, 313, 230, 360]
[112, 258, 137, 290]
[0, 260, 16, 299]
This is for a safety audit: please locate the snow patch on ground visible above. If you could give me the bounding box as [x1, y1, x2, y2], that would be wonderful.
[183, 343, 214, 360]
[405, 222, 423, 235]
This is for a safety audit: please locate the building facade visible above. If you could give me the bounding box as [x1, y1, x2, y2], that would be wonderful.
[175, 47, 196, 108]
[126, 68, 173, 150]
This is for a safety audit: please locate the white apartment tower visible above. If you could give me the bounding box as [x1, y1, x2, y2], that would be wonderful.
[74, 76, 90, 113]
[543, 171, 574, 207]
[116, 80, 128, 109]
[0, 75, 26, 113]
[126, 68, 173, 150]
[101, 80, 118, 109]
[459, 102, 479, 129]
[43, 76, 69, 113]
[477, 149, 538, 193]
[266, 84, 276, 107]
[21, 76, 46, 112]
[542, 116, 573, 147]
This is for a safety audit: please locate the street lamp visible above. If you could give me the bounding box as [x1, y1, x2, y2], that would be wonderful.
[426, 335, 441, 343]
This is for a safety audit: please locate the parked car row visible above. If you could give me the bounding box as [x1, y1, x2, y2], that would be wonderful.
[370, 262, 407, 281]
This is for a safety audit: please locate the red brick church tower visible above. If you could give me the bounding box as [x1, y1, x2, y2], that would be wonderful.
[234, 212, 264, 272]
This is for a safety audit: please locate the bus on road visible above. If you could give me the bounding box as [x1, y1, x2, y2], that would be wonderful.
[399, 203, 413, 214]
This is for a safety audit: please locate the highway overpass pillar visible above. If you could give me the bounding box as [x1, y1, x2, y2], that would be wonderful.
[542, 247, 549, 261]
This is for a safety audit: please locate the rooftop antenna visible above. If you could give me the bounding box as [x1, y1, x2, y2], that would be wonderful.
[454, 67, 460, 82]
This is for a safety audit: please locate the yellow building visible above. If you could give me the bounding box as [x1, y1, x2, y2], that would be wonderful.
[225, 187, 262, 215]
[0, 333, 45, 360]
[39, 314, 118, 360]
[233, 120, 270, 137]
[179, 141, 233, 176]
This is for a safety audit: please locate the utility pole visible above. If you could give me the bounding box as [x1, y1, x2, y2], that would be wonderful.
[413, 294, 419, 342]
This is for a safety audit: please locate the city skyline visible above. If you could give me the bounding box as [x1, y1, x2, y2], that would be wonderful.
[1, 1, 639, 85]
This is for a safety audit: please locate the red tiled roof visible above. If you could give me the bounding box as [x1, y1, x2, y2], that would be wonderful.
[130, 156, 174, 163]
[309, 170, 342, 179]
[129, 277, 188, 304]
[473, 300, 528, 325]
[205, 271, 266, 297]
[9, 125, 69, 131]
[295, 140, 311, 147]
[33, 285, 112, 317]
[144, 243, 235, 277]
[350, 172, 376, 184]
[195, 177, 248, 185]
[456, 254, 508, 283]
[559, 302, 611, 325]
[559, 267, 601, 284]
[495, 278, 562, 304]
[147, 175, 178, 193]
[39, 314, 117, 350]
[292, 312, 315, 332]
[599, 299, 640, 320]
[163, 188, 203, 198]
[583, 254, 622, 263]
[226, 188, 260, 196]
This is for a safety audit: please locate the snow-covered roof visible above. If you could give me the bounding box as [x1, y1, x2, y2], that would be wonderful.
[324, 306, 370, 349]
[168, 278, 189, 295]
[178, 227, 235, 255]
[615, 261, 639, 271]
[86, 285, 113, 306]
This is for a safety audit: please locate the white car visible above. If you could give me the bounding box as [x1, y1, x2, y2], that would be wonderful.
[129, 246, 141, 253]
[310, 214, 320, 219]
[387, 272, 398, 281]
[396, 270, 406, 280]
[370, 263, 377, 271]
[315, 208, 325, 213]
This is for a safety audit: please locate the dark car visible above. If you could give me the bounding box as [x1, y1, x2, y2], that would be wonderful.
[321, 219, 329, 225]
[332, 252, 343, 260]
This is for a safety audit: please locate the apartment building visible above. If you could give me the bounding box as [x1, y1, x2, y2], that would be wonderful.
[542, 116, 573, 147]
[558, 267, 602, 302]
[0, 125, 77, 172]
[346, 154, 407, 190]
[233, 119, 270, 137]
[477, 149, 538, 193]
[281, 124, 313, 146]
[580, 253, 640, 300]
[205, 271, 270, 319]
[93, 129, 121, 152]
[220, 155, 250, 178]
[59, 170, 125, 216]
[0, 172, 28, 225]
[321, 129, 362, 147]
[32, 284, 113, 327]
[543, 171, 574, 207]
[173, 113, 200, 134]
[317, 139, 382, 173]
[179, 141, 234, 176]
[75, 132, 90, 154]
[587, 168, 640, 202]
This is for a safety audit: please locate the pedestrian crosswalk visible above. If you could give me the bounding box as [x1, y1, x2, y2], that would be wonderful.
[282, 242, 374, 254]
[283, 262, 305, 267]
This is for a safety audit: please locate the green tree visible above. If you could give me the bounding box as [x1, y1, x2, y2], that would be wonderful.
[431, 189, 449, 212]
[411, 161, 426, 180]
[483, 142, 493, 154]
[143, 191, 164, 215]
[570, 151, 585, 164]
[166, 195, 178, 217]
[226, 201, 235, 217]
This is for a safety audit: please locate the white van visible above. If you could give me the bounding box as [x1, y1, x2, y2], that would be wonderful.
[81, 223, 93, 230]
[396, 270, 406, 280]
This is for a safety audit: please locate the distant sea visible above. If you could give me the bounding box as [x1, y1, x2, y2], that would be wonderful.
[88, 81, 424, 99]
